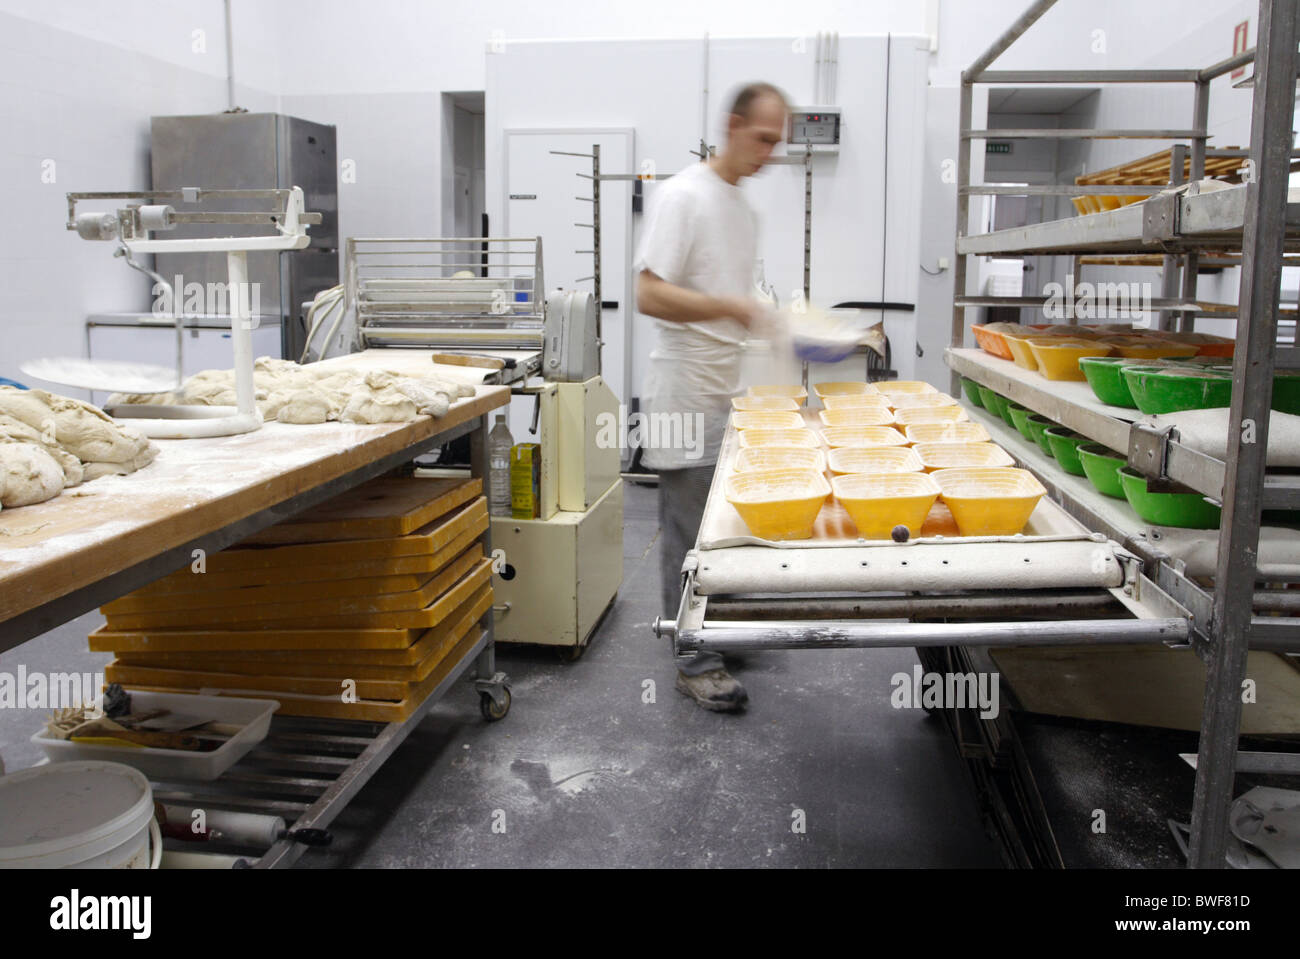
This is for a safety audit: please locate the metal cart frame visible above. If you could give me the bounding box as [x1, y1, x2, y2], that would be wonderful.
[949, 0, 1300, 867]
[2, 408, 511, 868]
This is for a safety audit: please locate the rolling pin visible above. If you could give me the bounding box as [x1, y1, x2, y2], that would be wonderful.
[158, 804, 331, 848]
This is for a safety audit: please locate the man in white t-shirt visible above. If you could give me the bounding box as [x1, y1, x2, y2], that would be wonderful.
[634, 82, 789, 712]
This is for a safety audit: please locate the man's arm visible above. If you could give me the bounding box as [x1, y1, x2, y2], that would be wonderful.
[637, 270, 758, 328]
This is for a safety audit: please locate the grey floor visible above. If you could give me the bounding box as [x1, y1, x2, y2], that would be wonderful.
[0, 482, 1001, 868]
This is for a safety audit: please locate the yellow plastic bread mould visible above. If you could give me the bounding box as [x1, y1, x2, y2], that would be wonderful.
[826, 445, 923, 475]
[732, 410, 805, 431]
[930, 466, 1046, 536]
[831, 471, 942, 539]
[818, 406, 896, 428]
[821, 425, 910, 448]
[903, 422, 991, 445]
[725, 468, 830, 540]
[731, 394, 799, 412]
[733, 446, 826, 474]
[748, 384, 808, 405]
[912, 442, 1015, 472]
[738, 428, 820, 449]
[822, 393, 893, 412]
[812, 381, 879, 400]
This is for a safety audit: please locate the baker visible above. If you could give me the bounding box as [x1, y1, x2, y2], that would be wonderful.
[634, 81, 790, 712]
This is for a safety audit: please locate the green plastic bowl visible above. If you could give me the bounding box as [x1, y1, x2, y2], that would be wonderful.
[961, 377, 984, 408]
[1274, 371, 1300, 415]
[997, 395, 1018, 427]
[977, 385, 1007, 421]
[1077, 443, 1126, 498]
[1118, 467, 1222, 529]
[1045, 427, 1088, 475]
[1079, 356, 1139, 409]
[1026, 414, 1056, 455]
[1123, 366, 1233, 415]
[1125, 364, 1300, 416]
[1007, 403, 1035, 440]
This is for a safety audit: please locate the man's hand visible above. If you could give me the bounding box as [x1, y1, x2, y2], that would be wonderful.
[720, 295, 772, 331]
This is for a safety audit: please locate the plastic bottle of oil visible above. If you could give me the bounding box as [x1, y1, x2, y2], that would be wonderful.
[488, 414, 514, 517]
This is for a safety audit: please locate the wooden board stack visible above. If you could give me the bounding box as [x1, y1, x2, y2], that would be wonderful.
[89, 474, 493, 722]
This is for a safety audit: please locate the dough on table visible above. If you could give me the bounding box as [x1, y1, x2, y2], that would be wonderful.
[277, 387, 334, 424]
[340, 387, 419, 424]
[0, 444, 65, 508]
[0, 387, 157, 508]
[100, 357, 477, 427]
[0, 386, 148, 463]
[81, 443, 159, 481]
[0, 436, 82, 489]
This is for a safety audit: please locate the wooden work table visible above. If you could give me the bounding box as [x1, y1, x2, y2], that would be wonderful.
[0, 349, 511, 649]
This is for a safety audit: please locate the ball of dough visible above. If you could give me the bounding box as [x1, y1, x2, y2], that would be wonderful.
[277, 388, 333, 424]
[340, 388, 419, 424]
[0, 444, 65, 508]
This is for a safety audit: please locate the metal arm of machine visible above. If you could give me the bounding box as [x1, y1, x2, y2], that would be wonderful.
[67, 186, 321, 438]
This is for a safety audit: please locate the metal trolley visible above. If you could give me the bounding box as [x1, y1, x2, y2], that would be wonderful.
[946, 0, 1300, 867]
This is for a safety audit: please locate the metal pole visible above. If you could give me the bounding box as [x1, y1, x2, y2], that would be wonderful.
[951, 77, 973, 395]
[707, 591, 1123, 620]
[802, 149, 812, 392]
[1159, 145, 1187, 332]
[1180, 81, 1211, 333]
[670, 617, 1189, 651]
[223, 0, 236, 110]
[469, 414, 497, 683]
[965, 0, 1058, 81]
[593, 144, 601, 341]
[1189, 0, 1297, 869]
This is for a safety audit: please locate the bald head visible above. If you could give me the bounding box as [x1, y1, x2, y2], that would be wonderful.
[722, 82, 789, 179]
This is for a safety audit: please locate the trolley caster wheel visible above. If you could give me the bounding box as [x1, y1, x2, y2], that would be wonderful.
[555, 643, 586, 663]
[480, 687, 511, 722]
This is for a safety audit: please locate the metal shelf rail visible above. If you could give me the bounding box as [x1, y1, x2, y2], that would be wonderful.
[951, 0, 1300, 867]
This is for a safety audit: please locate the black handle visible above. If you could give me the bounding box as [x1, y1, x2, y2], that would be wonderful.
[280, 828, 333, 847]
[830, 301, 915, 313]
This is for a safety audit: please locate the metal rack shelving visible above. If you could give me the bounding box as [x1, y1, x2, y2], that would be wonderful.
[957, 186, 1300, 258]
[950, 0, 1300, 867]
[947, 348, 1300, 512]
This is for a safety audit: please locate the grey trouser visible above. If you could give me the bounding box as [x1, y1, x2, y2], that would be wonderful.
[658, 465, 726, 676]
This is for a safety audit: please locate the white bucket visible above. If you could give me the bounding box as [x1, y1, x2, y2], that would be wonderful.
[0, 761, 161, 869]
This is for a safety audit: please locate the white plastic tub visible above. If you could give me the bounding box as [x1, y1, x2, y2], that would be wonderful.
[31, 690, 278, 782]
[0, 761, 161, 868]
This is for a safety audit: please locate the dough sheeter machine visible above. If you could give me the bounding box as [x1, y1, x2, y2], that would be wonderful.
[345, 237, 623, 657]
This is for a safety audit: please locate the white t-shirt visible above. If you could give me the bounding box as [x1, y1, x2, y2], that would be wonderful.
[634, 162, 758, 469]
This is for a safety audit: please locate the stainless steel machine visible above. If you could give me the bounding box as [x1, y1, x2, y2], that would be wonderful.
[345, 237, 622, 657]
[151, 112, 339, 361]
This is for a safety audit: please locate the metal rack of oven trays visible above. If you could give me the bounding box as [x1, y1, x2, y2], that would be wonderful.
[946, 0, 1300, 867]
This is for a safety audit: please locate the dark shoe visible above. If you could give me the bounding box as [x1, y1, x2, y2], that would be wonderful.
[675, 668, 748, 712]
